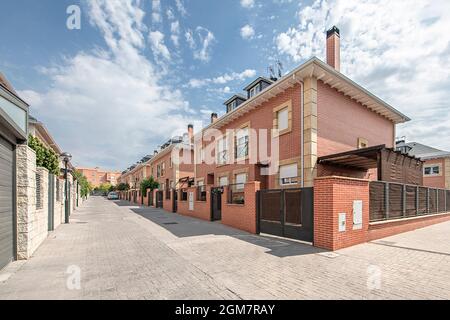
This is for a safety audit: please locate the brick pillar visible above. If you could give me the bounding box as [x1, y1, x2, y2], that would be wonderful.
[314, 176, 370, 251]
[303, 76, 318, 187]
[16, 145, 37, 260]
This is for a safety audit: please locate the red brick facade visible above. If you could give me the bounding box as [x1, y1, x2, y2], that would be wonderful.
[221, 182, 260, 234]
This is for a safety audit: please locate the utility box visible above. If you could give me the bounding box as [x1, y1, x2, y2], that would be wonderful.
[338, 213, 346, 232]
[353, 200, 363, 230]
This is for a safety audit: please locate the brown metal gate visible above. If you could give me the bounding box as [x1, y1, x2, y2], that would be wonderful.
[156, 191, 164, 208]
[257, 188, 313, 242]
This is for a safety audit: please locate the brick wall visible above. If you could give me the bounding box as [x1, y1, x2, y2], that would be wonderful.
[368, 213, 450, 241]
[314, 176, 370, 251]
[422, 158, 446, 188]
[176, 187, 211, 221]
[221, 182, 260, 234]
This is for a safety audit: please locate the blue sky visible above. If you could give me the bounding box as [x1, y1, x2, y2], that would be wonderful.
[1, 0, 449, 171]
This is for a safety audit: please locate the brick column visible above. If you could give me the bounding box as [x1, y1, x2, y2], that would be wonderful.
[303, 76, 318, 187]
[314, 176, 369, 251]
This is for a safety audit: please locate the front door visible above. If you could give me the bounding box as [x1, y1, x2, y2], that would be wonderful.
[156, 191, 164, 208]
[173, 190, 178, 213]
[211, 188, 222, 221]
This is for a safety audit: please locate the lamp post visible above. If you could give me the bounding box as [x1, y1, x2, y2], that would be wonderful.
[61, 152, 72, 224]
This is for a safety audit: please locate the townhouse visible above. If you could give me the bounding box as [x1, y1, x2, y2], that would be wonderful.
[195, 26, 408, 195]
[397, 140, 450, 189]
[119, 125, 195, 209]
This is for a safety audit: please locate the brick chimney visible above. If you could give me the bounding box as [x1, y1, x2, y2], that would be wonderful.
[211, 113, 218, 124]
[188, 124, 194, 141]
[326, 26, 340, 71]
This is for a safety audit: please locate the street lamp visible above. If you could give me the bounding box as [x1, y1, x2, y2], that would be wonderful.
[61, 152, 72, 224]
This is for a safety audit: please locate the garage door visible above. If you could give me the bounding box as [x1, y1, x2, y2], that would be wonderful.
[0, 136, 14, 270]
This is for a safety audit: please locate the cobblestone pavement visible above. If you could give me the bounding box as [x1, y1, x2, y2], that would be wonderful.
[1, 197, 449, 300]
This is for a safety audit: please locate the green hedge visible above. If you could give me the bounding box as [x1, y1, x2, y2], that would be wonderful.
[28, 135, 60, 175]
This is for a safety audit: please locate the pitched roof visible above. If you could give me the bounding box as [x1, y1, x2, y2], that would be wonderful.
[243, 77, 274, 91]
[401, 142, 450, 160]
[205, 57, 410, 131]
[0, 72, 17, 94]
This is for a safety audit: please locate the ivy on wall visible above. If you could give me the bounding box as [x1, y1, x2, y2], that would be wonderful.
[28, 135, 60, 175]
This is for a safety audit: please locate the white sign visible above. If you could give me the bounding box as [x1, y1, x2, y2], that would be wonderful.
[338, 213, 346, 232]
[189, 192, 194, 211]
[353, 200, 363, 230]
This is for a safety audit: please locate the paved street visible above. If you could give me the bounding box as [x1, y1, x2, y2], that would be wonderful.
[1, 197, 449, 300]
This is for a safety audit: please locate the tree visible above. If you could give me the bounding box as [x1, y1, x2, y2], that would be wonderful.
[140, 177, 159, 196]
[97, 183, 112, 194]
[117, 183, 130, 191]
[72, 170, 92, 198]
[28, 135, 60, 175]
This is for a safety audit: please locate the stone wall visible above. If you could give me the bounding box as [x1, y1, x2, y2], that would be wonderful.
[16, 145, 37, 260]
[32, 167, 50, 254]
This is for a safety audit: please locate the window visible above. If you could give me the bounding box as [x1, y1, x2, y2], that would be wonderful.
[424, 165, 440, 176]
[280, 164, 299, 185]
[169, 157, 173, 168]
[235, 127, 249, 159]
[249, 85, 261, 98]
[217, 136, 228, 165]
[219, 176, 229, 187]
[161, 162, 166, 176]
[36, 173, 42, 210]
[235, 173, 247, 190]
[227, 100, 237, 112]
[277, 108, 289, 132]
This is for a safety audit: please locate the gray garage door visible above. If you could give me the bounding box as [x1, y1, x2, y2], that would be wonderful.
[0, 136, 14, 270]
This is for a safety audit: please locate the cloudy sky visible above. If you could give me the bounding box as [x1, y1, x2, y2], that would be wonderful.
[0, 0, 449, 171]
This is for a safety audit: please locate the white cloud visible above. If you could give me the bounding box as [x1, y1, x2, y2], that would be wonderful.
[149, 31, 171, 60]
[275, 0, 450, 151]
[175, 0, 187, 16]
[185, 27, 216, 62]
[170, 21, 180, 47]
[166, 8, 175, 20]
[241, 24, 255, 40]
[241, 0, 255, 8]
[19, 0, 194, 170]
[189, 69, 257, 88]
[151, 0, 162, 24]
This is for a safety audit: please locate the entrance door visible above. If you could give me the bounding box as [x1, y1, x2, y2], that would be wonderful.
[156, 191, 164, 208]
[172, 190, 178, 213]
[258, 188, 313, 242]
[211, 188, 222, 221]
[0, 136, 14, 270]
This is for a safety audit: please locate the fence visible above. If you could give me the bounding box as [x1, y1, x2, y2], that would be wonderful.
[227, 183, 245, 205]
[370, 181, 450, 222]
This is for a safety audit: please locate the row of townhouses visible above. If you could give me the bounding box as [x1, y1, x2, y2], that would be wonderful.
[118, 26, 450, 251]
[0, 73, 85, 270]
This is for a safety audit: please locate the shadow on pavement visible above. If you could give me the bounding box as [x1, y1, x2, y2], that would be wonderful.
[114, 200, 324, 258]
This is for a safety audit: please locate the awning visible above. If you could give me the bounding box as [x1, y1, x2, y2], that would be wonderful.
[318, 145, 386, 170]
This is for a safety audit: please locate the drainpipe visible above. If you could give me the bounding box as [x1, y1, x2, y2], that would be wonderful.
[298, 77, 305, 188]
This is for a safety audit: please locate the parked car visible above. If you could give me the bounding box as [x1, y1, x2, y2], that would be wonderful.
[107, 192, 119, 200]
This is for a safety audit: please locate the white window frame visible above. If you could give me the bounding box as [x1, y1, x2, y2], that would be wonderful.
[235, 127, 249, 160]
[235, 173, 247, 190]
[219, 176, 229, 187]
[279, 163, 299, 186]
[249, 85, 260, 98]
[424, 165, 441, 176]
[217, 136, 228, 165]
[277, 107, 289, 132]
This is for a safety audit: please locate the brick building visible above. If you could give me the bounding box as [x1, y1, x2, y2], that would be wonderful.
[397, 140, 450, 189]
[76, 167, 121, 187]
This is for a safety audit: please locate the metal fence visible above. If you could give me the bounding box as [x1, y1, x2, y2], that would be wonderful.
[227, 183, 245, 205]
[370, 181, 450, 222]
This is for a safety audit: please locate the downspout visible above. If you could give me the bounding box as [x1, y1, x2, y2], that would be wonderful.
[298, 77, 305, 188]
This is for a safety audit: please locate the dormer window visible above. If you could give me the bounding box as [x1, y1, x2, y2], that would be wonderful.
[224, 95, 247, 113]
[244, 77, 274, 99]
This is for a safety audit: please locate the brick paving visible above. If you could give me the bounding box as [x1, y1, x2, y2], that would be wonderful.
[1, 197, 449, 300]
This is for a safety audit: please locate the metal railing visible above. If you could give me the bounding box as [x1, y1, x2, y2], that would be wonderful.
[370, 181, 450, 222]
[227, 183, 245, 205]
